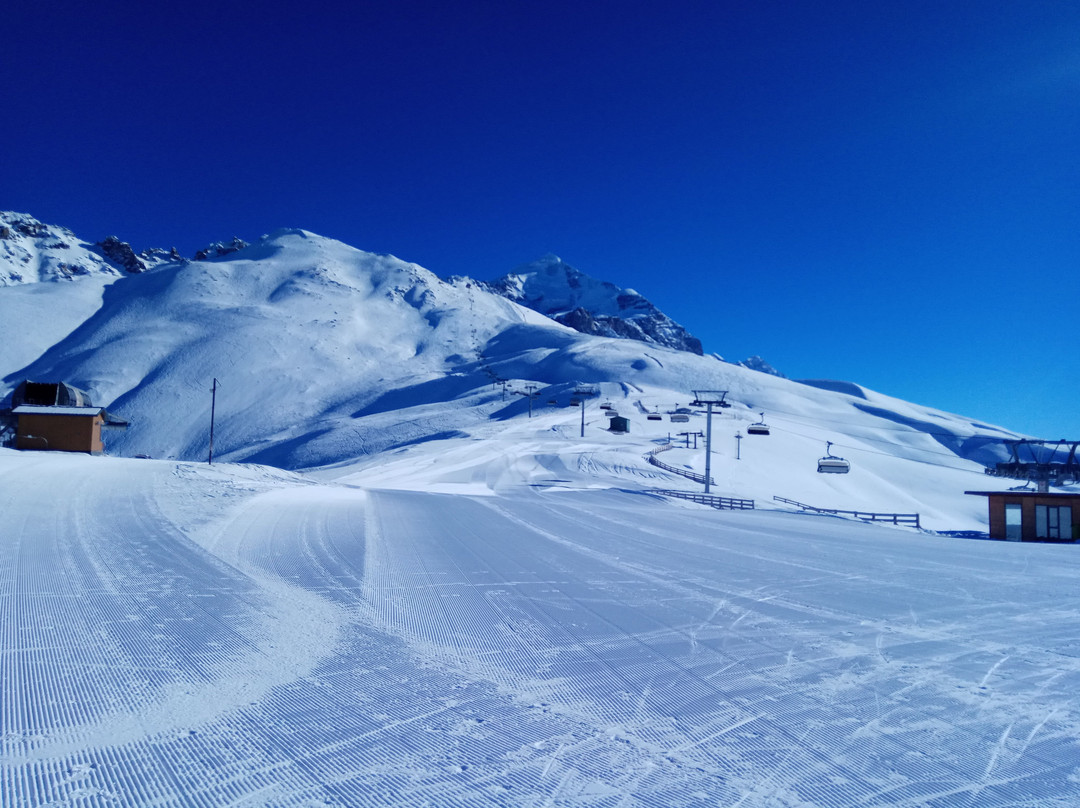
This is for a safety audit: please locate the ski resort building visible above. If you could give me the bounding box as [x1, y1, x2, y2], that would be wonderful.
[7, 379, 127, 454]
[13, 406, 107, 453]
[965, 490, 1080, 542]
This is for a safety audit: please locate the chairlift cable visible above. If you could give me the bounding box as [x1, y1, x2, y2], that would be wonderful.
[765, 423, 986, 475]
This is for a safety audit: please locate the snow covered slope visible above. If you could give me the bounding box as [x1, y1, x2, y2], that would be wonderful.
[2, 227, 559, 463]
[2, 448, 1078, 807]
[0, 212, 182, 378]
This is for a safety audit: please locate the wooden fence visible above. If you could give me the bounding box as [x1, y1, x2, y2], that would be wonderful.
[653, 489, 755, 511]
[645, 446, 715, 486]
[773, 496, 920, 529]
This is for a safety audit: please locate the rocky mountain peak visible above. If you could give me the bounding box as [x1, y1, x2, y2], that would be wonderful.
[483, 256, 704, 356]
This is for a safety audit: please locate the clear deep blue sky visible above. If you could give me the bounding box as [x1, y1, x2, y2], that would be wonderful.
[5, 1, 1078, 439]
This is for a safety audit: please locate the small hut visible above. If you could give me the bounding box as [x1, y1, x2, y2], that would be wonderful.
[608, 416, 629, 434]
[14, 406, 107, 453]
[7, 379, 127, 454]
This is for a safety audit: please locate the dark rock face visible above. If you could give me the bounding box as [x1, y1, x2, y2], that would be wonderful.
[194, 237, 248, 261]
[12, 219, 49, 238]
[97, 236, 147, 274]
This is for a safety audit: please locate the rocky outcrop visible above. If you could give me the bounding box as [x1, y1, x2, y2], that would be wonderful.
[194, 237, 248, 261]
[97, 236, 147, 274]
[140, 246, 186, 265]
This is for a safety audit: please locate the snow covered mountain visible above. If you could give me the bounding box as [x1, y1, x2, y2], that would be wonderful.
[0, 211, 1030, 519]
[1, 223, 562, 466]
[483, 254, 706, 355]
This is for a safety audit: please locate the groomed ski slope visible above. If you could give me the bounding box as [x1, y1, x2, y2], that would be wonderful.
[2, 444, 1078, 808]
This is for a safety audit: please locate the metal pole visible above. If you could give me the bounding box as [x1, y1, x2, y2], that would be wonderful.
[736, 432, 742, 460]
[208, 378, 218, 465]
[580, 397, 586, 437]
[704, 402, 713, 494]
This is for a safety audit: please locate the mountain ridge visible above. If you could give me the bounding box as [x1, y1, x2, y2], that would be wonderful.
[0, 212, 1023, 496]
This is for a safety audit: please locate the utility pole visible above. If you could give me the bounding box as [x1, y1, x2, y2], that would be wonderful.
[208, 378, 219, 465]
[735, 431, 742, 460]
[690, 390, 731, 494]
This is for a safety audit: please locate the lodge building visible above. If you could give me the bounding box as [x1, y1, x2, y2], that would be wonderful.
[965, 491, 1080, 542]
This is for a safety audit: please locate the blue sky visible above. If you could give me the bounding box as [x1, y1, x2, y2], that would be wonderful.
[5, 1, 1078, 439]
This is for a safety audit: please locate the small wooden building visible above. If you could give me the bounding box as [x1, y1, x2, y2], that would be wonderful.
[13, 406, 106, 454]
[965, 490, 1080, 542]
[608, 416, 629, 434]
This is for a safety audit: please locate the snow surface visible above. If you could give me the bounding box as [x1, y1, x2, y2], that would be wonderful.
[2, 444, 1079, 807]
[3, 216, 1078, 805]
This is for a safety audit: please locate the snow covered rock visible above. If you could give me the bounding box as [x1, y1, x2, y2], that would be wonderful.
[0, 211, 123, 286]
[0, 212, 184, 286]
[194, 237, 249, 261]
[739, 354, 785, 377]
[483, 254, 705, 355]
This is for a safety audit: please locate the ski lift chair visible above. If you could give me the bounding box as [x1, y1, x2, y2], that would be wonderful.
[747, 412, 770, 436]
[817, 441, 850, 473]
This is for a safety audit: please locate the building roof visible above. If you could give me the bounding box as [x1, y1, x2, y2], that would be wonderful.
[965, 490, 1080, 499]
[13, 406, 104, 417]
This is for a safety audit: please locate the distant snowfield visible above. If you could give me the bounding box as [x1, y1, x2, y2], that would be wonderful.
[3, 443, 1078, 807]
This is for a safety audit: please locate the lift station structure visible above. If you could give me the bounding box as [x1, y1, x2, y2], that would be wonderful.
[984, 439, 1080, 493]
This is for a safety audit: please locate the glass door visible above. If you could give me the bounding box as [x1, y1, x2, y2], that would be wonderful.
[1005, 503, 1022, 540]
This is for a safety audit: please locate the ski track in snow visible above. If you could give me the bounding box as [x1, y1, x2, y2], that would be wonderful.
[2, 453, 1080, 806]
